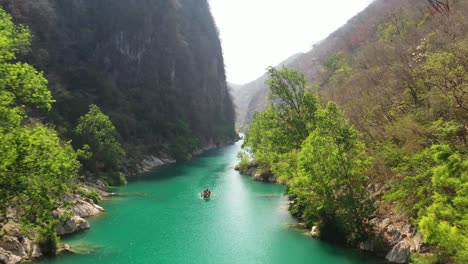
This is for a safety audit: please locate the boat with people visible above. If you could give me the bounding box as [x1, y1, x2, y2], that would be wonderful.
[201, 188, 211, 199]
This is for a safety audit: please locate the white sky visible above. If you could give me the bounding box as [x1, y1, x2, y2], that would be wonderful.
[208, 0, 374, 85]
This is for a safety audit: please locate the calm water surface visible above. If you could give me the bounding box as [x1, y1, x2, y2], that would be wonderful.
[39, 141, 384, 264]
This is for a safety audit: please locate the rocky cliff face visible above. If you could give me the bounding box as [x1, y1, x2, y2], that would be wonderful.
[1, 0, 236, 165]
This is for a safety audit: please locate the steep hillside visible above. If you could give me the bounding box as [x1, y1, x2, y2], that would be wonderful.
[240, 0, 467, 262]
[0, 0, 236, 168]
[236, 0, 412, 128]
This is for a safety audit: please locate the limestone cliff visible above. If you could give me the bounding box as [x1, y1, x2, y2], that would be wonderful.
[1, 0, 237, 167]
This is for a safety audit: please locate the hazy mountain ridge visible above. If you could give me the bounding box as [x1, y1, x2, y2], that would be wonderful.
[232, 0, 408, 129]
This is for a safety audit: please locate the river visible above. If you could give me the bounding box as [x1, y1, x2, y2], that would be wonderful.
[38, 141, 383, 264]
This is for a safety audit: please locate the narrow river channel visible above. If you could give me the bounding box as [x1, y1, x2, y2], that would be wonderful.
[39, 140, 383, 264]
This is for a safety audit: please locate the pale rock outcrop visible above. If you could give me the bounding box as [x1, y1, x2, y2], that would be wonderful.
[72, 197, 104, 218]
[360, 216, 426, 263]
[57, 244, 73, 255]
[31, 244, 42, 259]
[0, 236, 25, 258]
[0, 222, 41, 263]
[386, 239, 412, 263]
[0, 247, 21, 264]
[234, 161, 258, 175]
[310, 226, 320, 238]
[235, 161, 278, 183]
[138, 155, 176, 173]
[56, 216, 90, 236]
[253, 173, 278, 183]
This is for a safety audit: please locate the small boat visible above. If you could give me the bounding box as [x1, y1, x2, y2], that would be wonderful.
[201, 189, 211, 199]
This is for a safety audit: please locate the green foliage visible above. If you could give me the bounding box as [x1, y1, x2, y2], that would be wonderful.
[77, 187, 101, 204]
[236, 151, 250, 171]
[0, 8, 30, 62]
[377, 10, 417, 42]
[244, 67, 320, 178]
[414, 51, 468, 112]
[383, 146, 434, 218]
[418, 145, 468, 263]
[295, 102, 373, 244]
[243, 67, 373, 245]
[0, 7, 79, 229]
[0, 10, 83, 258]
[36, 220, 59, 256]
[75, 104, 126, 184]
[168, 120, 200, 162]
[1, 0, 237, 164]
[322, 52, 353, 86]
[386, 145, 468, 262]
[409, 253, 438, 264]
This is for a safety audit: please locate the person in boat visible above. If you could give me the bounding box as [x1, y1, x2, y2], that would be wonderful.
[202, 188, 211, 198]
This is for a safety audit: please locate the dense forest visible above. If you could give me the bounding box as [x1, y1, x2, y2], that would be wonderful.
[0, 0, 236, 168]
[0, 0, 236, 261]
[238, 0, 467, 263]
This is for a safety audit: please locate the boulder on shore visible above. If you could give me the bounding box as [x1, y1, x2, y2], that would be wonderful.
[360, 215, 427, 263]
[0, 247, 21, 264]
[72, 197, 104, 218]
[310, 226, 320, 238]
[385, 240, 412, 263]
[55, 216, 90, 236]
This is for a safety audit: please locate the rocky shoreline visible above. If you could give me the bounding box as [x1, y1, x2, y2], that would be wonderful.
[136, 140, 238, 174]
[235, 161, 429, 264]
[0, 182, 113, 264]
[234, 161, 278, 183]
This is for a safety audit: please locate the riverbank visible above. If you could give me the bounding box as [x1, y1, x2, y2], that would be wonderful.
[33, 142, 382, 264]
[235, 160, 428, 264]
[0, 182, 112, 264]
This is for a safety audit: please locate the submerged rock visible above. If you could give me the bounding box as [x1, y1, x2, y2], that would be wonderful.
[57, 244, 73, 255]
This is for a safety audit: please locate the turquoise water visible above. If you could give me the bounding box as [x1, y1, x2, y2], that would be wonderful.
[39, 141, 383, 264]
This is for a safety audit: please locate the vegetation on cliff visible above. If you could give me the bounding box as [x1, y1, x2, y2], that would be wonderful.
[0, 0, 237, 167]
[0, 8, 78, 254]
[1, 0, 235, 257]
[241, 1, 467, 262]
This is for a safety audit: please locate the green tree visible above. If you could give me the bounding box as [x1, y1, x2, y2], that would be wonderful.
[75, 104, 126, 185]
[243, 67, 320, 178]
[243, 67, 373, 245]
[294, 102, 373, 244]
[0, 7, 80, 254]
[385, 144, 467, 263]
